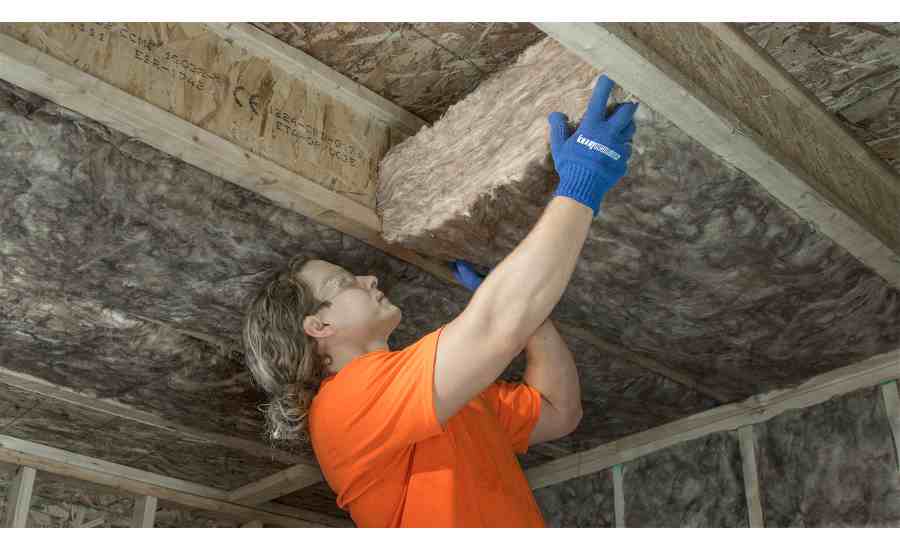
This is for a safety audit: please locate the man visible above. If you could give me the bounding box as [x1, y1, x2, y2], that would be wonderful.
[242, 75, 637, 527]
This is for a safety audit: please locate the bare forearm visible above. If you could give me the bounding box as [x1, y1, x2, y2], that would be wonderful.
[468, 197, 592, 343]
[523, 320, 582, 416]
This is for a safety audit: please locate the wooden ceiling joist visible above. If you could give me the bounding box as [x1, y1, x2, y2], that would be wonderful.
[525, 347, 900, 490]
[206, 23, 427, 136]
[0, 26, 451, 283]
[0, 435, 351, 527]
[227, 463, 324, 506]
[536, 23, 900, 288]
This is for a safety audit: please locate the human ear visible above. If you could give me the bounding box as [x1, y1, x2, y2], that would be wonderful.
[303, 315, 334, 339]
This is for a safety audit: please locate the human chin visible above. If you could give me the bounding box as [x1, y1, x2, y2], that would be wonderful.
[382, 304, 402, 331]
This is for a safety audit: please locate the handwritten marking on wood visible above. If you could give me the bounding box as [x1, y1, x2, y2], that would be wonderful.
[0, 22, 385, 207]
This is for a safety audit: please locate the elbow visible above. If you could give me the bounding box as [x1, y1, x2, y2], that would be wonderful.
[561, 405, 583, 436]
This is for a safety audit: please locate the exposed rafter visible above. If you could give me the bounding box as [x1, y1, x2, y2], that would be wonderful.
[536, 23, 900, 288]
[228, 463, 324, 506]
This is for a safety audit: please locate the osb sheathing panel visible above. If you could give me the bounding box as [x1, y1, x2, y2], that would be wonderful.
[620, 23, 900, 255]
[378, 37, 900, 399]
[741, 23, 900, 172]
[755, 386, 900, 526]
[531, 468, 615, 527]
[623, 431, 748, 527]
[0, 22, 397, 208]
[0, 79, 720, 498]
[0, 383, 286, 490]
[257, 23, 545, 123]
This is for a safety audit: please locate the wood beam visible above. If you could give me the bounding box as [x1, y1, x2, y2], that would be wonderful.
[131, 495, 157, 528]
[0, 27, 452, 286]
[3, 465, 36, 528]
[737, 425, 764, 527]
[228, 463, 323, 506]
[206, 23, 426, 137]
[0, 366, 305, 466]
[526, 347, 900, 489]
[535, 23, 900, 288]
[881, 381, 900, 473]
[0, 435, 351, 527]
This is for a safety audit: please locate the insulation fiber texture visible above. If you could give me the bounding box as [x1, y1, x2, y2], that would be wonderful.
[0, 79, 468, 469]
[378, 37, 900, 399]
[756, 386, 900, 526]
[532, 468, 615, 527]
[623, 431, 748, 527]
[0, 77, 715, 478]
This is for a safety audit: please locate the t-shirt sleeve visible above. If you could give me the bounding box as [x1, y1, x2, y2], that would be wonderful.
[311, 327, 447, 471]
[481, 380, 543, 454]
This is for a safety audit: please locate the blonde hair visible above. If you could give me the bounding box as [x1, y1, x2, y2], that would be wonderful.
[242, 254, 330, 442]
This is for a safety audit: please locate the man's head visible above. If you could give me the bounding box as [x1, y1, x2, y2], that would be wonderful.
[298, 259, 402, 357]
[242, 254, 400, 441]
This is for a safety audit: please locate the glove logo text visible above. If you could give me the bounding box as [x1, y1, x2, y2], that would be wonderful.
[575, 134, 621, 161]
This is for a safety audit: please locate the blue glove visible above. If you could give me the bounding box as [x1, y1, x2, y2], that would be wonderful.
[549, 75, 638, 215]
[451, 260, 485, 292]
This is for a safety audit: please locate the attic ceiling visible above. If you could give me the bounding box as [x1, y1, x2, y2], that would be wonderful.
[1, 22, 899, 524]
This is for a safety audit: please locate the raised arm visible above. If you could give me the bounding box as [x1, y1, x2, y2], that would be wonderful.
[433, 75, 638, 425]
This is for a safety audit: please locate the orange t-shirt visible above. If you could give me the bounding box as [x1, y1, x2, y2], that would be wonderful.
[308, 326, 545, 527]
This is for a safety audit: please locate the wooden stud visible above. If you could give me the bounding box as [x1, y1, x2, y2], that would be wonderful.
[737, 425, 764, 527]
[131, 495, 157, 528]
[0, 435, 351, 527]
[3, 465, 36, 528]
[612, 464, 625, 528]
[526, 347, 900, 489]
[881, 381, 900, 473]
